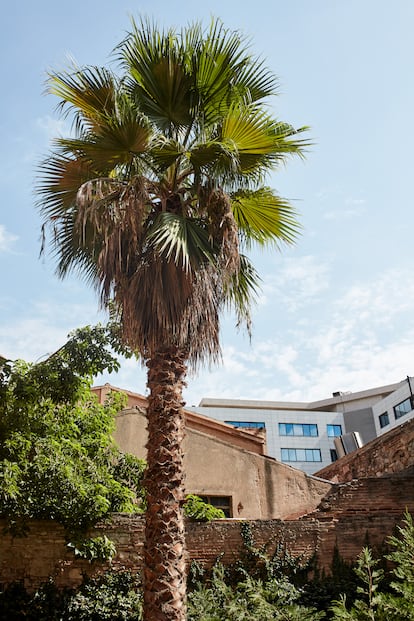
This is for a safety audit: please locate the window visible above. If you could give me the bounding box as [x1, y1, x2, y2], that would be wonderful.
[278, 423, 318, 437]
[379, 412, 389, 428]
[225, 421, 265, 429]
[327, 424, 342, 437]
[199, 496, 232, 517]
[281, 448, 322, 462]
[330, 449, 338, 462]
[394, 398, 413, 420]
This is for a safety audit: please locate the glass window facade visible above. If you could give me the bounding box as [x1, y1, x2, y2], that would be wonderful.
[279, 423, 318, 437]
[327, 424, 342, 437]
[330, 448, 338, 462]
[394, 398, 412, 420]
[225, 421, 265, 429]
[379, 412, 389, 428]
[281, 448, 322, 462]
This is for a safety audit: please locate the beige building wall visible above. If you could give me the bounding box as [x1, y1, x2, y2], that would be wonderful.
[114, 407, 332, 520]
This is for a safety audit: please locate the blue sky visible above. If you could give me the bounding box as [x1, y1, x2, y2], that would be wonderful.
[2, 0, 414, 405]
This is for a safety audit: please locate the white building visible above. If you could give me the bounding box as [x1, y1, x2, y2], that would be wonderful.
[189, 377, 414, 475]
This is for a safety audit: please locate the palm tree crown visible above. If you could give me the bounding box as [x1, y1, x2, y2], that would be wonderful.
[37, 18, 308, 368]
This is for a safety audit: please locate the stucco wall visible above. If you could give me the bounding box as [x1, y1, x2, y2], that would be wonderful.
[114, 408, 332, 519]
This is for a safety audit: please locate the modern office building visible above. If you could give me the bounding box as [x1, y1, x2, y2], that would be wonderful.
[189, 377, 414, 475]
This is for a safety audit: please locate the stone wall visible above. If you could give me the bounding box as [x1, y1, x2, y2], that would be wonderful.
[315, 417, 414, 482]
[1, 477, 412, 591]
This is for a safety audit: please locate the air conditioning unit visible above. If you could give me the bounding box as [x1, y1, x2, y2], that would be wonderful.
[334, 431, 363, 457]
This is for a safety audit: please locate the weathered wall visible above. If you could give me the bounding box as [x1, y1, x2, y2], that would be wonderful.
[114, 408, 332, 520]
[2, 472, 413, 592]
[0, 512, 405, 592]
[315, 417, 414, 482]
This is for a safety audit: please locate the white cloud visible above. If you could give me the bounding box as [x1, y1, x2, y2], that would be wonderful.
[318, 190, 366, 221]
[261, 255, 330, 311]
[184, 266, 414, 405]
[0, 298, 103, 361]
[0, 225, 18, 252]
[344, 198, 366, 206]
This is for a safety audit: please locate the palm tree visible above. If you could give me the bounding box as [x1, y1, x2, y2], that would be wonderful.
[37, 17, 309, 621]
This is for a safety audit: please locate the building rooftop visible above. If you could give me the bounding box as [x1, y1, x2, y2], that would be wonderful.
[198, 380, 403, 413]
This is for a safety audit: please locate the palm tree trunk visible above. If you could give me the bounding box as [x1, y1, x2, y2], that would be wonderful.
[143, 346, 188, 621]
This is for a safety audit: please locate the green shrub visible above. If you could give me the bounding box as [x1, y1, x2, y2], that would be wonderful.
[184, 494, 225, 521]
[0, 572, 142, 621]
[330, 511, 414, 620]
[188, 563, 324, 621]
[0, 580, 70, 621]
[67, 535, 117, 562]
[65, 571, 142, 621]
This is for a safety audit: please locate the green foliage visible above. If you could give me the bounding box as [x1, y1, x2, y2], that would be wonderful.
[0, 572, 142, 621]
[188, 563, 324, 621]
[0, 579, 70, 621]
[300, 545, 359, 616]
[226, 521, 313, 586]
[0, 323, 129, 407]
[188, 521, 323, 620]
[183, 494, 225, 521]
[330, 548, 385, 620]
[330, 511, 414, 620]
[382, 510, 414, 618]
[67, 535, 117, 562]
[65, 571, 142, 620]
[0, 325, 145, 536]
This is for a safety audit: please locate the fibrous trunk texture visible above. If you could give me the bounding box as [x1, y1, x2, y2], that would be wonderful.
[143, 347, 188, 621]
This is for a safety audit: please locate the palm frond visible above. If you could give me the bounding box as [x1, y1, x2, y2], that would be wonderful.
[120, 17, 194, 132]
[47, 65, 118, 134]
[224, 254, 261, 335]
[194, 19, 277, 123]
[222, 107, 310, 173]
[36, 154, 94, 218]
[119, 259, 222, 368]
[150, 137, 187, 173]
[146, 213, 218, 273]
[48, 212, 102, 286]
[231, 187, 302, 247]
[189, 139, 239, 175]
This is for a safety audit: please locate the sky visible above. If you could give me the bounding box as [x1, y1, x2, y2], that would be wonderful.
[1, 0, 414, 406]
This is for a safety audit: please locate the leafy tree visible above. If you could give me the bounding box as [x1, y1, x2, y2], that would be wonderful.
[330, 511, 414, 620]
[0, 325, 145, 536]
[36, 16, 309, 620]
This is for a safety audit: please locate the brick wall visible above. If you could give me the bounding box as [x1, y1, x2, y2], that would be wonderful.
[1, 475, 411, 591]
[315, 417, 414, 482]
[0, 514, 405, 591]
